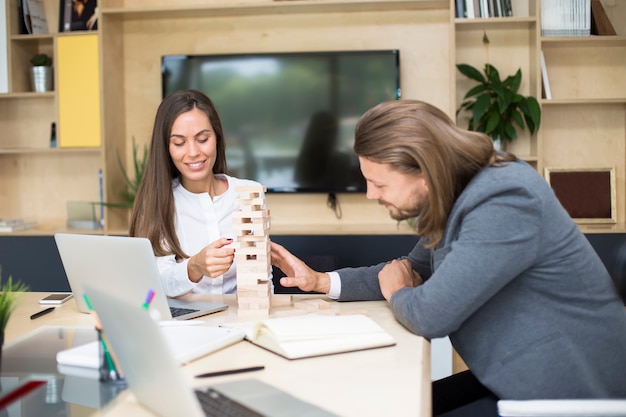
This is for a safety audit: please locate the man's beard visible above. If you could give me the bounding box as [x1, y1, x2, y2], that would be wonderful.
[384, 200, 424, 222]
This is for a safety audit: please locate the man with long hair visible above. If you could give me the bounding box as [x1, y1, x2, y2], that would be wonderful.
[271, 100, 626, 416]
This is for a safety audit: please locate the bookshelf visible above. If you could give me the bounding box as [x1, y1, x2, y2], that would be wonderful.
[1, 0, 102, 230]
[1, 0, 625, 235]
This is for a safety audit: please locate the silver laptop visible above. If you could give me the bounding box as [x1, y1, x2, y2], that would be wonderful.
[54, 233, 227, 320]
[85, 284, 339, 417]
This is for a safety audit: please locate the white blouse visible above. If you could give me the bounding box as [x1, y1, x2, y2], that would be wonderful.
[156, 174, 263, 296]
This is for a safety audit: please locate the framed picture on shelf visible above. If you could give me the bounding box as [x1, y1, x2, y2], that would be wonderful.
[59, 0, 98, 32]
[544, 167, 617, 224]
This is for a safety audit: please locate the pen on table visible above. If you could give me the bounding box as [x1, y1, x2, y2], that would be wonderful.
[142, 289, 155, 310]
[30, 307, 55, 320]
[195, 366, 265, 379]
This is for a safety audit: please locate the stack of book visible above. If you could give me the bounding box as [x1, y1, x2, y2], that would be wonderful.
[0, 218, 37, 232]
[455, 0, 513, 19]
[541, 0, 591, 37]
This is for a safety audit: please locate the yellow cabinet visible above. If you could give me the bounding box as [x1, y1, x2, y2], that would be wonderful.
[57, 34, 101, 148]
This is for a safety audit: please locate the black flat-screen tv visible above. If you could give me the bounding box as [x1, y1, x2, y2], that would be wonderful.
[161, 50, 401, 193]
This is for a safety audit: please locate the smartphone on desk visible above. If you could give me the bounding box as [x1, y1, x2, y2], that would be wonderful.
[39, 293, 74, 305]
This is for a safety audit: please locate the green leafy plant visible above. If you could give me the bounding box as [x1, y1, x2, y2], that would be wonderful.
[108, 137, 148, 208]
[30, 53, 52, 67]
[0, 266, 29, 334]
[456, 32, 541, 144]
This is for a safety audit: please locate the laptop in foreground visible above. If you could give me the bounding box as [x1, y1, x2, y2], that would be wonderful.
[85, 284, 339, 417]
[54, 233, 227, 320]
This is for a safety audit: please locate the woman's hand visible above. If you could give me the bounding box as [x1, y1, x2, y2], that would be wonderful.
[187, 238, 235, 282]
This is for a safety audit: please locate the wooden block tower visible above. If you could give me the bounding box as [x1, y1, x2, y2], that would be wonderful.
[233, 185, 272, 316]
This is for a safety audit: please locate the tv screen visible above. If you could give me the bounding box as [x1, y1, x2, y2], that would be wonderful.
[161, 50, 401, 193]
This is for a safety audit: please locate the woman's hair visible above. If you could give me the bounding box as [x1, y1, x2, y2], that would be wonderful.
[129, 89, 228, 258]
[354, 99, 516, 248]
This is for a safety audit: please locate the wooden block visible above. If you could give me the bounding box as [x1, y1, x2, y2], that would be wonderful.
[236, 235, 270, 243]
[235, 250, 268, 259]
[232, 222, 270, 236]
[307, 298, 331, 310]
[238, 283, 271, 296]
[238, 300, 270, 309]
[237, 296, 270, 304]
[237, 245, 270, 255]
[232, 209, 270, 219]
[235, 197, 265, 206]
[236, 240, 270, 250]
[235, 254, 270, 265]
[235, 264, 270, 275]
[294, 301, 319, 313]
[270, 295, 293, 307]
[236, 275, 268, 286]
[235, 255, 270, 265]
[292, 298, 332, 310]
[236, 263, 272, 274]
[235, 185, 267, 193]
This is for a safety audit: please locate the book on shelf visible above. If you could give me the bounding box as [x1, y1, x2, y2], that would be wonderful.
[22, 0, 48, 34]
[540, 51, 552, 100]
[455, 0, 466, 18]
[465, 0, 475, 18]
[457, 0, 512, 19]
[0, 0, 8, 94]
[0, 219, 37, 232]
[590, 0, 616, 36]
[240, 313, 396, 360]
[479, 0, 491, 18]
[542, 0, 591, 37]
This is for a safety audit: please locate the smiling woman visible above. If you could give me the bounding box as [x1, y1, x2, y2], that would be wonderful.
[129, 89, 263, 296]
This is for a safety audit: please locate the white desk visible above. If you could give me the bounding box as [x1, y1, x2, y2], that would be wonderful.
[6, 292, 431, 417]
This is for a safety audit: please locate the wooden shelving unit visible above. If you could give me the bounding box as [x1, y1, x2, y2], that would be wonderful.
[1, 0, 625, 235]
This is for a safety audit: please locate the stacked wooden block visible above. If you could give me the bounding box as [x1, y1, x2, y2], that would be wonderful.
[233, 185, 272, 315]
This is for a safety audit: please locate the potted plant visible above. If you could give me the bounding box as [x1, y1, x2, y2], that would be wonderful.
[456, 32, 541, 150]
[30, 53, 53, 93]
[0, 266, 28, 365]
[104, 137, 148, 209]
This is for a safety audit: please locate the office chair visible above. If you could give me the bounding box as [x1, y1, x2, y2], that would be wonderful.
[497, 399, 626, 417]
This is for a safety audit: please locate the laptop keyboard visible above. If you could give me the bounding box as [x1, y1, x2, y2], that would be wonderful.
[169, 306, 198, 318]
[195, 388, 264, 417]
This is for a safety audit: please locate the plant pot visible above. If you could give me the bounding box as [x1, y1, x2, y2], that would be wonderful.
[31, 66, 53, 92]
[492, 137, 505, 152]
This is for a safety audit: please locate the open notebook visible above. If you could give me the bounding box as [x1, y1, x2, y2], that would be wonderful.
[86, 284, 338, 417]
[54, 233, 227, 320]
[227, 314, 396, 360]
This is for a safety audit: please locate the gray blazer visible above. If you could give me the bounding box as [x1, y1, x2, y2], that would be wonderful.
[337, 160, 626, 399]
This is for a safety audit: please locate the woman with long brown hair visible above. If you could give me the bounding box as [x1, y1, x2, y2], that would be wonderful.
[130, 90, 262, 296]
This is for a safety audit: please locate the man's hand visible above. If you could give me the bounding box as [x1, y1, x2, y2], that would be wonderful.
[187, 238, 235, 282]
[270, 242, 330, 293]
[378, 259, 423, 301]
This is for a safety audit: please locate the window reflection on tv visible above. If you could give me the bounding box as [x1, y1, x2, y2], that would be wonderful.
[161, 50, 401, 193]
